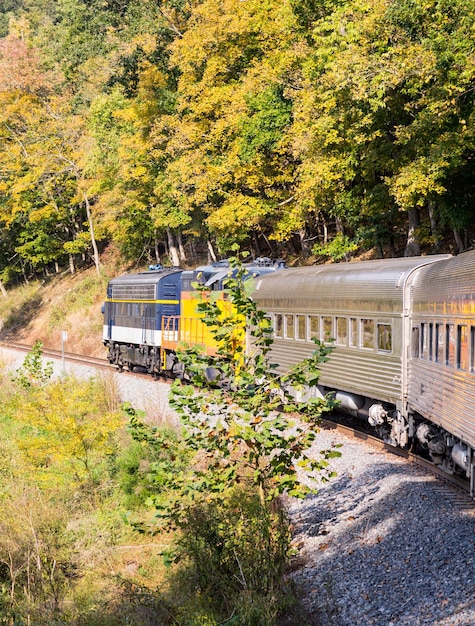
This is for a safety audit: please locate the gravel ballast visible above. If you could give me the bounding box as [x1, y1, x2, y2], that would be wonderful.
[289, 426, 475, 626]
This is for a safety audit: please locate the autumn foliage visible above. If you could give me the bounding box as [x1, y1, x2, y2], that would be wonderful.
[1, 0, 475, 281]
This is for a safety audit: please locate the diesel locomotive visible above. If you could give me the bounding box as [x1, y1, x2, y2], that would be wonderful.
[103, 251, 475, 496]
[102, 257, 282, 376]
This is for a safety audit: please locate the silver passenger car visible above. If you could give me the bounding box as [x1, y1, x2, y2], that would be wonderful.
[252, 256, 449, 415]
[252, 253, 475, 494]
[410, 250, 475, 484]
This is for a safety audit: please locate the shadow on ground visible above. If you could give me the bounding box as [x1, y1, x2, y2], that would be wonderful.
[0, 293, 43, 339]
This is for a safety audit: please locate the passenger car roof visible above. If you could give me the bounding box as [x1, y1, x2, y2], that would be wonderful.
[253, 255, 451, 304]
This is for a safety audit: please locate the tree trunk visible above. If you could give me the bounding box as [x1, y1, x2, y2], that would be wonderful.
[20, 260, 29, 284]
[404, 208, 421, 257]
[0, 279, 7, 298]
[428, 202, 441, 253]
[323, 220, 329, 243]
[84, 194, 100, 276]
[453, 228, 464, 254]
[252, 231, 262, 257]
[69, 254, 75, 275]
[153, 236, 161, 264]
[207, 239, 217, 263]
[167, 228, 181, 266]
[299, 229, 312, 258]
[177, 232, 187, 263]
[261, 230, 274, 255]
[388, 233, 397, 258]
[190, 239, 198, 264]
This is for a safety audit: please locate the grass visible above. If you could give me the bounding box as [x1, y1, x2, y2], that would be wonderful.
[0, 355, 176, 625]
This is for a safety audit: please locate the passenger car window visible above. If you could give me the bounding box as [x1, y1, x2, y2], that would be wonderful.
[322, 316, 333, 342]
[296, 315, 306, 340]
[349, 318, 357, 348]
[377, 324, 392, 352]
[446, 324, 455, 367]
[435, 323, 444, 363]
[361, 319, 374, 349]
[420, 322, 431, 359]
[336, 317, 347, 345]
[308, 316, 319, 340]
[412, 326, 420, 358]
[285, 314, 295, 339]
[274, 314, 283, 338]
[457, 325, 468, 370]
[471, 327, 475, 373]
[428, 323, 433, 360]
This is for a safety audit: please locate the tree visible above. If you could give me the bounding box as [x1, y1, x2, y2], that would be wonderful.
[0, 31, 107, 277]
[10, 343, 122, 487]
[127, 255, 340, 622]
[291, 0, 475, 256]
[151, 0, 301, 256]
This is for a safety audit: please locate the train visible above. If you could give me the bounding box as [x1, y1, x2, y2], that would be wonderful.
[102, 257, 284, 376]
[103, 251, 475, 496]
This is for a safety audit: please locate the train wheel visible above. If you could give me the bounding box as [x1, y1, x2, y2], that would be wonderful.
[112, 345, 124, 371]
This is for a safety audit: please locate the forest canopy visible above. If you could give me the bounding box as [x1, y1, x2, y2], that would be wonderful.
[0, 0, 475, 281]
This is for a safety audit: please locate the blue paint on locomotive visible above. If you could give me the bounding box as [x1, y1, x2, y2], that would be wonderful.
[103, 268, 182, 349]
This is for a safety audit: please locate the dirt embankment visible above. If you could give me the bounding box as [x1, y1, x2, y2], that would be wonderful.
[0, 265, 117, 359]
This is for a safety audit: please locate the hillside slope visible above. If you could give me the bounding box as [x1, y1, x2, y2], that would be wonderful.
[0, 261, 128, 358]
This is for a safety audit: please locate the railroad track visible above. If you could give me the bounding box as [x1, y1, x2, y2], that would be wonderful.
[0, 339, 472, 501]
[0, 340, 114, 370]
[321, 418, 473, 503]
[0, 339, 172, 382]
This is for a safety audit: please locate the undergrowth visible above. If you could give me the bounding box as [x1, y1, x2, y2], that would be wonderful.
[0, 345, 174, 625]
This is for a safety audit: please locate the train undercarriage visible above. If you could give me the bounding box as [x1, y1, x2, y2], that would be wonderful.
[105, 340, 182, 378]
[313, 385, 474, 496]
[367, 401, 474, 496]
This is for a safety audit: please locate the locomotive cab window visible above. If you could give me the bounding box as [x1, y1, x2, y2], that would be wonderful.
[377, 323, 392, 352]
